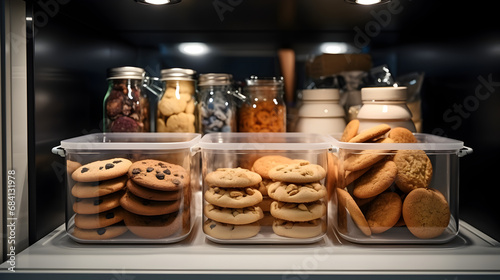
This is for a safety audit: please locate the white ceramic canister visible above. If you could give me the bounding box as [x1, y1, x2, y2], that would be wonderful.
[296, 88, 346, 134]
[357, 87, 416, 132]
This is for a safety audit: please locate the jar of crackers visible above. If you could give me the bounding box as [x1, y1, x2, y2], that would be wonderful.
[156, 68, 197, 133]
[198, 73, 237, 134]
[103, 66, 150, 132]
[239, 76, 286, 132]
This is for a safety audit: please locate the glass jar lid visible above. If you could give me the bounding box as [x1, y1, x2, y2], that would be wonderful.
[302, 88, 340, 101]
[107, 66, 145, 80]
[246, 75, 283, 87]
[160, 68, 196, 81]
[199, 73, 233, 86]
[361, 86, 407, 101]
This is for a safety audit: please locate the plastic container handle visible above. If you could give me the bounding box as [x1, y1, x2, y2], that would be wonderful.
[52, 146, 66, 157]
[458, 146, 473, 157]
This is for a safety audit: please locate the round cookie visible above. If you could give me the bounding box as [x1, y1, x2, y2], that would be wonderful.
[204, 187, 263, 208]
[353, 160, 397, 199]
[365, 192, 402, 234]
[270, 201, 326, 222]
[257, 178, 273, 196]
[72, 190, 123, 215]
[272, 219, 326, 239]
[251, 155, 298, 179]
[388, 127, 417, 143]
[267, 181, 327, 203]
[72, 222, 128, 240]
[128, 159, 189, 191]
[268, 161, 326, 184]
[126, 179, 182, 201]
[256, 196, 274, 212]
[203, 219, 260, 240]
[67, 160, 82, 176]
[348, 124, 391, 143]
[343, 137, 394, 171]
[336, 188, 371, 236]
[204, 204, 264, 225]
[74, 207, 125, 229]
[205, 167, 262, 188]
[123, 211, 183, 239]
[120, 190, 181, 216]
[343, 166, 371, 187]
[393, 150, 433, 193]
[402, 188, 450, 239]
[72, 158, 132, 182]
[71, 176, 127, 198]
[340, 119, 359, 142]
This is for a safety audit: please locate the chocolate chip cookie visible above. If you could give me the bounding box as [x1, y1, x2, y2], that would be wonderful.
[72, 158, 132, 182]
[128, 159, 189, 191]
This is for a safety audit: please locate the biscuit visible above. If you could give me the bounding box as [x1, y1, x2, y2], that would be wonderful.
[204, 204, 264, 225]
[120, 190, 181, 216]
[272, 219, 326, 239]
[205, 167, 262, 188]
[402, 188, 450, 239]
[72, 190, 123, 215]
[267, 181, 327, 203]
[348, 124, 391, 143]
[123, 211, 183, 239]
[257, 178, 273, 196]
[126, 179, 182, 201]
[72, 222, 128, 240]
[72, 158, 132, 182]
[158, 97, 187, 117]
[204, 187, 263, 208]
[353, 160, 397, 199]
[256, 196, 274, 212]
[393, 150, 433, 193]
[270, 201, 326, 222]
[268, 161, 326, 184]
[365, 192, 402, 234]
[165, 112, 196, 133]
[343, 166, 371, 187]
[336, 188, 371, 236]
[340, 119, 359, 142]
[71, 176, 127, 198]
[343, 137, 394, 171]
[74, 207, 125, 229]
[251, 155, 298, 179]
[203, 219, 260, 240]
[388, 127, 417, 143]
[326, 153, 338, 192]
[128, 159, 189, 191]
[67, 160, 82, 176]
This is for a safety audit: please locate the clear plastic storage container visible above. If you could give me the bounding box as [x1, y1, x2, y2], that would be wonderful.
[330, 133, 472, 244]
[196, 133, 333, 244]
[53, 133, 201, 243]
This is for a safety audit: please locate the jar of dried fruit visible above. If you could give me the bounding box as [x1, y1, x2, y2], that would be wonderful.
[239, 76, 286, 132]
[103, 66, 150, 132]
[156, 68, 197, 133]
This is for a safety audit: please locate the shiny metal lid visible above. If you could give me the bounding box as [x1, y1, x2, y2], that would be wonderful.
[246, 75, 283, 86]
[160, 68, 196, 81]
[199, 73, 233, 86]
[107, 66, 145, 79]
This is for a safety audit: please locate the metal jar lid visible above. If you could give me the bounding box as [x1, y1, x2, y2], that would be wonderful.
[160, 68, 196, 81]
[199, 73, 233, 86]
[246, 75, 283, 87]
[107, 66, 145, 80]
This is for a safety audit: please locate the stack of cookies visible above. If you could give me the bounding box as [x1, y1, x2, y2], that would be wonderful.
[121, 159, 190, 239]
[336, 121, 451, 240]
[203, 167, 264, 240]
[267, 161, 328, 239]
[71, 158, 132, 240]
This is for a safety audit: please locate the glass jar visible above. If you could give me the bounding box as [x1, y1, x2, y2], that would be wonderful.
[198, 73, 237, 134]
[357, 87, 416, 132]
[103, 66, 150, 132]
[296, 88, 346, 134]
[156, 68, 197, 133]
[239, 76, 286, 132]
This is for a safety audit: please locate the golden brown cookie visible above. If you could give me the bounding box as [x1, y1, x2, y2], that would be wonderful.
[267, 181, 327, 203]
[204, 204, 264, 225]
[270, 201, 326, 222]
[272, 219, 326, 239]
[204, 187, 263, 208]
[203, 219, 260, 240]
[205, 167, 262, 188]
[128, 159, 189, 191]
[393, 150, 433, 193]
[343, 166, 371, 187]
[256, 196, 274, 212]
[348, 124, 391, 143]
[123, 210, 183, 239]
[336, 188, 371, 236]
[251, 155, 298, 179]
[72, 222, 128, 240]
[402, 188, 450, 239]
[365, 192, 402, 234]
[126, 179, 182, 201]
[72, 190, 123, 215]
[257, 178, 273, 196]
[340, 119, 360, 142]
[72, 158, 132, 182]
[353, 160, 397, 199]
[326, 153, 338, 193]
[268, 161, 326, 184]
[71, 176, 127, 198]
[343, 137, 394, 171]
[74, 207, 125, 229]
[119, 190, 182, 216]
[388, 127, 417, 143]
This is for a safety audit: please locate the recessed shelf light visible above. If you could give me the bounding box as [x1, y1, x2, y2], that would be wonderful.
[345, 0, 391, 5]
[135, 0, 182, 5]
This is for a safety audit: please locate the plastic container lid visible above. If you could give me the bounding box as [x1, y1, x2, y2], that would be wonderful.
[302, 89, 340, 101]
[361, 86, 407, 101]
[107, 66, 145, 80]
[160, 68, 196, 81]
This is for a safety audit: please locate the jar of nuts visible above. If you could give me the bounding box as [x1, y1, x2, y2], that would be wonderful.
[103, 66, 150, 132]
[239, 76, 286, 132]
[156, 68, 197, 133]
[198, 73, 237, 134]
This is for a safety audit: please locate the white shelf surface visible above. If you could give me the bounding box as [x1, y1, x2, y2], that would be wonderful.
[1, 218, 500, 278]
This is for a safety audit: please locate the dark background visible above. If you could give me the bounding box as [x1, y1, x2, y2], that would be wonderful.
[27, 0, 500, 243]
